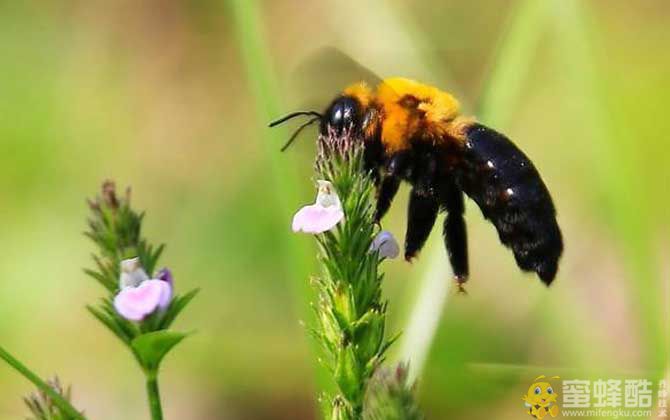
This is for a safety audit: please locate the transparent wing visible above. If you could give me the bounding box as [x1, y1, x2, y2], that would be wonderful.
[289, 46, 384, 110]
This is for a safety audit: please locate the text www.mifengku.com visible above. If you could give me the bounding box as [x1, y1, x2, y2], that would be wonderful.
[561, 408, 652, 418]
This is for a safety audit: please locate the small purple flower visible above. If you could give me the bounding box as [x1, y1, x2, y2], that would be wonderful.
[371, 230, 400, 259]
[156, 268, 173, 287]
[292, 180, 344, 234]
[114, 258, 173, 321]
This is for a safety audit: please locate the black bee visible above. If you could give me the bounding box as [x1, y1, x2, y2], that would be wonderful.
[272, 76, 563, 287]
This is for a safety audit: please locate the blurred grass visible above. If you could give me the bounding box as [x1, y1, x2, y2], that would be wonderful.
[553, 0, 666, 370]
[228, 0, 330, 402]
[228, 0, 312, 296]
[478, 0, 550, 126]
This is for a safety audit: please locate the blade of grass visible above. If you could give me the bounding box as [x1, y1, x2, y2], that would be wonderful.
[0, 345, 84, 419]
[228, 0, 307, 236]
[228, 0, 327, 393]
[396, 244, 451, 382]
[398, 0, 551, 382]
[477, 0, 551, 124]
[323, 0, 455, 89]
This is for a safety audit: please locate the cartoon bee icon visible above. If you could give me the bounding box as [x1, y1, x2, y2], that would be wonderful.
[523, 376, 560, 419]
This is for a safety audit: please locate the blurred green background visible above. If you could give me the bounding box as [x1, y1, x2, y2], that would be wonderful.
[0, 0, 667, 419]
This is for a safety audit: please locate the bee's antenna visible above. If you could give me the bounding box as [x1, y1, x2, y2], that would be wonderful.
[268, 111, 323, 127]
[280, 117, 321, 152]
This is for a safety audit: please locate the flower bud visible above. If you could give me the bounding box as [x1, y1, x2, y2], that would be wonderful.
[353, 309, 385, 363]
[370, 230, 400, 259]
[315, 180, 341, 208]
[335, 344, 362, 403]
[319, 308, 341, 348]
[330, 396, 353, 420]
[156, 267, 173, 287]
[119, 257, 149, 288]
[332, 284, 354, 323]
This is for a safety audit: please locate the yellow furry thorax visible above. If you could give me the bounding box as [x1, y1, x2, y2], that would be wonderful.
[342, 78, 465, 152]
[377, 77, 460, 121]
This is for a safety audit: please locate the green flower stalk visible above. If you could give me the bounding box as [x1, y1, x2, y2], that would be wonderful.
[294, 131, 400, 419]
[85, 181, 198, 420]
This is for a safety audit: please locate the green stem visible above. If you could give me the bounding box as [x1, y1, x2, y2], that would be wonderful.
[145, 373, 163, 420]
[0, 345, 84, 419]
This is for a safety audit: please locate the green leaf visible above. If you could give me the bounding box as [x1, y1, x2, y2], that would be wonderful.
[87, 305, 131, 345]
[159, 288, 200, 329]
[83, 268, 115, 292]
[131, 330, 189, 372]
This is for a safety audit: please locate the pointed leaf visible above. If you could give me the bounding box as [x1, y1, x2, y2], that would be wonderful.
[131, 330, 189, 371]
[159, 288, 200, 329]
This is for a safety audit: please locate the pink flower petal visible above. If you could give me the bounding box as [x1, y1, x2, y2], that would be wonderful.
[114, 279, 169, 321]
[292, 204, 344, 234]
[156, 280, 172, 309]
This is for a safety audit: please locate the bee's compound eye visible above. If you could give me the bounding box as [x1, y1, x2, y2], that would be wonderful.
[333, 107, 343, 122]
[547, 387, 553, 395]
[325, 96, 360, 134]
[343, 106, 353, 121]
[535, 387, 541, 395]
[328, 102, 344, 131]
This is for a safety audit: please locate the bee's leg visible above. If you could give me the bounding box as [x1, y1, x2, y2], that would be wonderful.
[363, 140, 383, 188]
[374, 149, 411, 223]
[442, 181, 469, 284]
[385, 149, 411, 178]
[413, 152, 437, 197]
[404, 187, 439, 261]
[374, 176, 401, 222]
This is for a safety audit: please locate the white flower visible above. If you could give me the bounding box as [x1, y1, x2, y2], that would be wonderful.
[119, 257, 149, 288]
[292, 180, 345, 234]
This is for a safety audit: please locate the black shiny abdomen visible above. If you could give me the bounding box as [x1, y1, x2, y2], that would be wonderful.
[455, 124, 563, 284]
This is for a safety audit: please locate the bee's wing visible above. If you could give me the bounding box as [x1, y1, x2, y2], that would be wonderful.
[276, 47, 399, 151]
[289, 46, 384, 111]
[453, 123, 563, 284]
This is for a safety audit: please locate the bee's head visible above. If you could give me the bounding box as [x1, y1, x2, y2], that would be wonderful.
[320, 95, 363, 135]
[269, 84, 372, 152]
